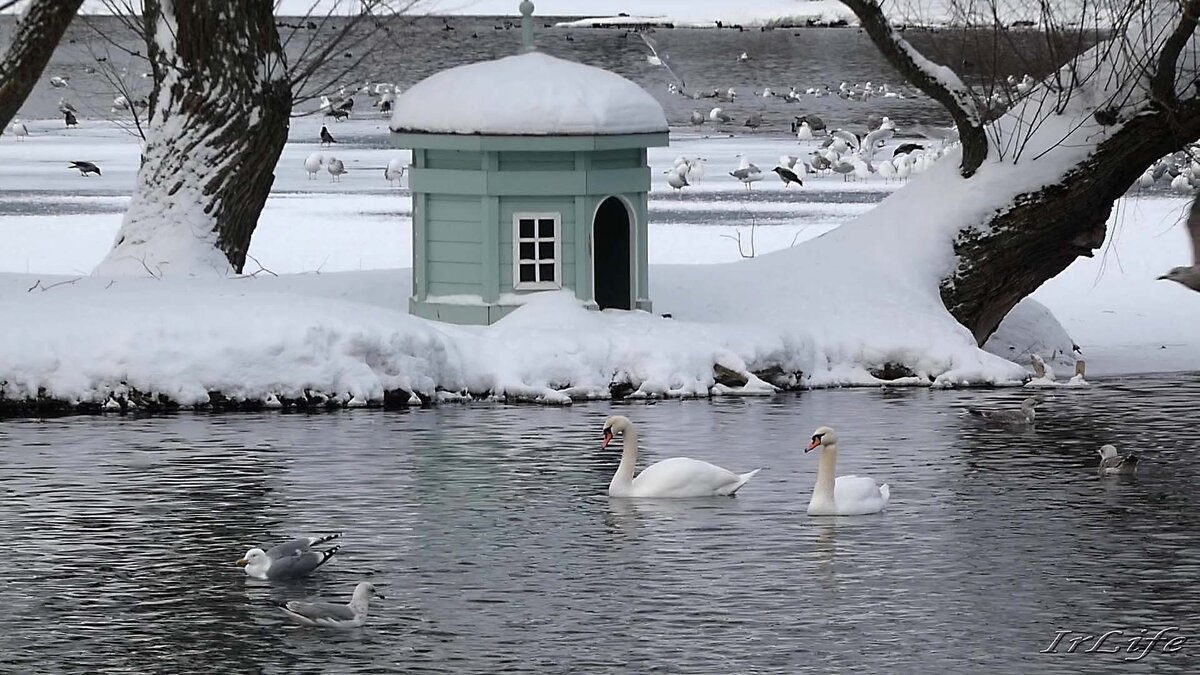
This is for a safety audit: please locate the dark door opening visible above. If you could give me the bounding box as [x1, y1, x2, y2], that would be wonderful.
[593, 197, 632, 310]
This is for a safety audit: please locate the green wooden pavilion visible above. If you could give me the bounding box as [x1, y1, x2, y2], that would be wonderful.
[389, 1, 669, 325]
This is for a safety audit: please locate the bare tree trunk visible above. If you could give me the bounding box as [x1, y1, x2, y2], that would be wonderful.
[94, 0, 291, 277]
[0, 0, 84, 134]
[843, 0, 1200, 345]
[943, 107, 1200, 344]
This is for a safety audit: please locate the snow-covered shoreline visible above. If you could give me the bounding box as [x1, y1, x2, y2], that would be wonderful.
[2, 120, 1197, 415]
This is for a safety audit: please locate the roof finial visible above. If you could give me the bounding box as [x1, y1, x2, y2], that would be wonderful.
[519, 1, 535, 53]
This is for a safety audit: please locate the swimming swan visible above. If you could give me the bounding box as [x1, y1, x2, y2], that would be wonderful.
[804, 426, 890, 516]
[602, 415, 761, 498]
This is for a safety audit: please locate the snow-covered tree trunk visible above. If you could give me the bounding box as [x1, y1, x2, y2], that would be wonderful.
[843, 0, 1200, 344]
[93, 0, 291, 277]
[0, 0, 84, 134]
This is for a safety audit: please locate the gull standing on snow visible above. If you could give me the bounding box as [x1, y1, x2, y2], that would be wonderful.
[327, 157, 346, 182]
[49, 75, 70, 88]
[710, 107, 732, 124]
[9, 118, 28, 140]
[1097, 444, 1138, 475]
[236, 532, 342, 580]
[280, 581, 384, 629]
[384, 157, 406, 186]
[730, 154, 763, 190]
[966, 397, 1037, 424]
[1157, 197, 1200, 292]
[665, 167, 689, 196]
[304, 152, 324, 179]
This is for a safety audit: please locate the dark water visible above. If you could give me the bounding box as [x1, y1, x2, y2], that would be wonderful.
[2, 376, 1199, 673]
[6, 15, 1077, 133]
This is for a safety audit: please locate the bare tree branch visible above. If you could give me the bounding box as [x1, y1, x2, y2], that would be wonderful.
[1150, 0, 1200, 107]
[838, 0, 989, 176]
[0, 0, 85, 133]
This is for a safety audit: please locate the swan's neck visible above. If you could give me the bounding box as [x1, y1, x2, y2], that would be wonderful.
[811, 444, 839, 506]
[610, 429, 639, 492]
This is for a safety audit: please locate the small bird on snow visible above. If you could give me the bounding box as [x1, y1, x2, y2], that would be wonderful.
[384, 157, 406, 186]
[1097, 444, 1138, 476]
[280, 581, 384, 629]
[304, 152, 324, 179]
[64, 110, 78, 128]
[320, 125, 336, 146]
[69, 161, 101, 176]
[772, 165, 803, 188]
[10, 118, 28, 140]
[1157, 196, 1200, 292]
[327, 157, 346, 182]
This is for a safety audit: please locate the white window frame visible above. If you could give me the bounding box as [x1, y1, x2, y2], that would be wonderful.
[512, 212, 562, 291]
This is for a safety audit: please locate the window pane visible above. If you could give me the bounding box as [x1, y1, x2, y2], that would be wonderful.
[539, 263, 555, 282]
[538, 241, 554, 260]
[538, 218, 555, 238]
[519, 264, 536, 282]
[519, 218, 534, 239]
[519, 242, 535, 260]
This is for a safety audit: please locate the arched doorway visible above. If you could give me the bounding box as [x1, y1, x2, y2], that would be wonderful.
[593, 197, 632, 310]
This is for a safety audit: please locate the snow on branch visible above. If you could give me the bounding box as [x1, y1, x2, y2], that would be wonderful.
[1150, 0, 1200, 108]
[838, 0, 989, 176]
[0, 0, 84, 133]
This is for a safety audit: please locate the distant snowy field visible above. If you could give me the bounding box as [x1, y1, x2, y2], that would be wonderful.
[0, 118, 1197, 407]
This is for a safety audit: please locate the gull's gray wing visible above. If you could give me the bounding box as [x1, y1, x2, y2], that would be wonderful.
[265, 532, 341, 559]
[266, 547, 340, 580]
[284, 600, 357, 622]
[265, 537, 314, 559]
[1188, 197, 1200, 264]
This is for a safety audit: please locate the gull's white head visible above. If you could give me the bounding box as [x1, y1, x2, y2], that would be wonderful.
[355, 582, 385, 600]
[601, 415, 633, 449]
[805, 426, 838, 453]
[235, 548, 267, 568]
[1098, 444, 1119, 460]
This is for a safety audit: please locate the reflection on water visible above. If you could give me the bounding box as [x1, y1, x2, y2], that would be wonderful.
[2, 375, 1200, 673]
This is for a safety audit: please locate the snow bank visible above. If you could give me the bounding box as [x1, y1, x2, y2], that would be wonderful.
[389, 52, 667, 136]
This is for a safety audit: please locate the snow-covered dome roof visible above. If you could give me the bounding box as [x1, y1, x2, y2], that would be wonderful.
[389, 52, 668, 136]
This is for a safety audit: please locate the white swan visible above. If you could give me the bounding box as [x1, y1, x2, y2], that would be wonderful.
[804, 426, 889, 516]
[602, 415, 761, 498]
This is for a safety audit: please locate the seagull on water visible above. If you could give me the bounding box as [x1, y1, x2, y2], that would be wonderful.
[327, 157, 346, 182]
[304, 152, 324, 179]
[385, 157, 406, 186]
[69, 161, 101, 176]
[689, 110, 704, 126]
[966, 397, 1037, 424]
[1158, 197, 1200, 292]
[280, 581, 384, 629]
[236, 532, 341, 580]
[1097, 444, 1138, 476]
[744, 112, 763, 129]
[320, 125, 336, 146]
[50, 75, 69, 88]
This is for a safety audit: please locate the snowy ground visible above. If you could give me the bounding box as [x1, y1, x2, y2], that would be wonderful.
[1, 118, 1196, 408]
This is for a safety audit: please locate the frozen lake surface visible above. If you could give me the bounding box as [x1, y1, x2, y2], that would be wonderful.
[2, 381, 1199, 673]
